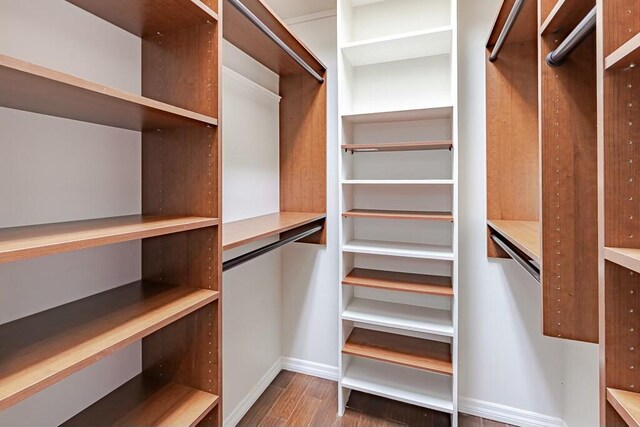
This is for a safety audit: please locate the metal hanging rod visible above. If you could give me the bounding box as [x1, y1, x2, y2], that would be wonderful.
[223, 223, 323, 272]
[490, 233, 541, 283]
[489, 0, 526, 62]
[546, 6, 596, 67]
[227, 0, 325, 83]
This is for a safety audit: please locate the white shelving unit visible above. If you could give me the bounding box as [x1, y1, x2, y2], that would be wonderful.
[337, 0, 459, 424]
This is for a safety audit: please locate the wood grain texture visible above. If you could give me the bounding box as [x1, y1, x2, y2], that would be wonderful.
[487, 220, 540, 263]
[606, 33, 640, 70]
[605, 247, 640, 274]
[0, 53, 217, 131]
[342, 141, 452, 152]
[540, 28, 598, 342]
[343, 268, 453, 297]
[607, 388, 640, 427]
[540, 0, 595, 35]
[0, 215, 217, 264]
[0, 282, 217, 411]
[66, 0, 218, 37]
[222, 212, 326, 250]
[603, 0, 640, 56]
[343, 209, 453, 222]
[486, 0, 538, 47]
[343, 328, 453, 375]
[61, 374, 219, 427]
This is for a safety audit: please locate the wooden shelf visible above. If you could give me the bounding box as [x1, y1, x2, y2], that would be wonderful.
[343, 328, 452, 375]
[343, 239, 454, 261]
[343, 268, 453, 297]
[607, 388, 640, 427]
[342, 105, 453, 124]
[342, 357, 453, 413]
[0, 215, 218, 264]
[342, 179, 454, 185]
[341, 27, 453, 67]
[540, 0, 594, 35]
[605, 33, 640, 70]
[604, 247, 640, 274]
[342, 141, 452, 152]
[62, 374, 218, 426]
[343, 209, 453, 222]
[342, 298, 454, 337]
[67, 0, 218, 37]
[487, 219, 540, 263]
[0, 281, 218, 410]
[223, 212, 326, 250]
[0, 54, 218, 131]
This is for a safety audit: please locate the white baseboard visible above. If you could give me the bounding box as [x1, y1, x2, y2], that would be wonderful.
[459, 397, 565, 427]
[281, 357, 339, 381]
[223, 358, 282, 427]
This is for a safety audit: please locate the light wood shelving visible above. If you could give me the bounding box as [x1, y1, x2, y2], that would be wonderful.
[342, 141, 452, 152]
[0, 281, 218, 410]
[61, 374, 219, 427]
[487, 220, 540, 263]
[604, 247, 640, 274]
[343, 209, 453, 221]
[607, 388, 640, 427]
[343, 328, 452, 375]
[0, 215, 218, 263]
[343, 268, 453, 297]
[605, 33, 640, 70]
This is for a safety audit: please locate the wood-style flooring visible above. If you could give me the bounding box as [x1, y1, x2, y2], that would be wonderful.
[238, 371, 513, 427]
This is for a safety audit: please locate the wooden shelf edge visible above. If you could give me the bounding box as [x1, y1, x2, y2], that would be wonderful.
[222, 211, 326, 250]
[342, 105, 453, 124]
[607, 388, 640, 427]
[604, 247, 640, 274]
[0, 215, 219, 264]
[61, 374, 219, 427]
[342, 209, 453, 221]
[605, 33, 640, 70]
[341, 180, 454, 185]
[342, 268, 453, 297]
[342, 328, 453, 375]
[487, 219, 540, 263]
[341, 141, 453, 152]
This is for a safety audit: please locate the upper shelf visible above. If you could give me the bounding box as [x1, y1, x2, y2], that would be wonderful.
[605, 33, 640, 70]
[342, 105, 453, 124]
[223, 212, 326, 250]
[540, 0, 594, 35]
[0, 54, 218, 131]
[66, 0, 218, 37]
[341, 27, 453, 67]
[222, 0, 326, 79]
[0, 215, 218, 264]
[486, 0, 538, 47]
[342, 140, 453, 153]
[487, 219, 540, 264]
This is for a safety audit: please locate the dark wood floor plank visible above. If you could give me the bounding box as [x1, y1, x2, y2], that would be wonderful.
[459, 414, 483, 427]
[237, 384, 285, 427]
[285, 394, 322, 426]
[267, 373, 313, 419]
[271, 370, 296, 389]
[258, 414, 286, 427]
[307, 376, 335, 400]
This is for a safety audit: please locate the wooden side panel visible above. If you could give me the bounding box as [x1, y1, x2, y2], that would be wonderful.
[486, 41, 539, 258]
[603, 0, 640, 56]
[280, 73, 327, 245]
[540, 31, 599, 342]
[487, 0, 538, 47]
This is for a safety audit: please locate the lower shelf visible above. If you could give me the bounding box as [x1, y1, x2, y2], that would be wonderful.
[343, 209, 453, 222]
[343, 327, 452, 375]
[342, 268, 453, 297]
[487, 219, 540, 264]
[342, 357, 453, 413]
[61, 374, 219, 427]
[604, 247, 640, 274]
[607, 388, 640, 427]
[342, 239, 454, 261]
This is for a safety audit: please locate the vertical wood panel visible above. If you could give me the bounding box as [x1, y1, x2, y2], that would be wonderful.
[603, 0, 640, 56]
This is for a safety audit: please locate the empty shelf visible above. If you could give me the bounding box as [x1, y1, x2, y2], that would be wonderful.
[487, 220, 540, 264]
[0, 281, 218, 410]
[343, 209, 453, 221]
[342, 357, 453, 413]
[342, 179, 454, 185]
[606, 33, 640, 70]
[62, 374, 218, 427]
[607, 388, 640, 427]
[343, 328, 452, 375]
[604, 247, 640, 274]
[67, 0, 218, 37]
[343, 239, 454, 261]
[540, 0, 594, 35]
[342, 298, 453, 337]
[223, 212, 326, 250]
[0, 215, 217, 263]
[0, 54, 218, 131]
[343, 268, 453, 297]
[342, 106, 453, 124]
[342, 27, 453, 67]
[342, 141, 452, 152]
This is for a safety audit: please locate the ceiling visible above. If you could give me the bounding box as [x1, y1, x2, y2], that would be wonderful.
[264, 0, 336, 20]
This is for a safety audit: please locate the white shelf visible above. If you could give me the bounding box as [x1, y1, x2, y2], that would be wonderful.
[342, 105, 453, 124]
[342, 297, 454, 336]
[342, 357, 454, 413]
[343, 239, 454, 260]
[342, 179, 454, 185]
[342, 27, 453, 67]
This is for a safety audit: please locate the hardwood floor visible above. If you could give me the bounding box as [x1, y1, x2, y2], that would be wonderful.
[237, 371, 513, 427]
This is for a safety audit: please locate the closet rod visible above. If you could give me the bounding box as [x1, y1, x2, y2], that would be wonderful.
[546, 6, 596, 67]
[223, 223, 323, 272]
[488, 0, 526, 62]
[490, 234, 541, 283]
[227, 0, 325, 83]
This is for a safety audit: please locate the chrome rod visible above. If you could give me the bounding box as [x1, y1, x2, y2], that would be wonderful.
[490, 233, 541, 283]
[489, 0, 526, 62]
[227, 0, 325, 83]
[546, 6, 596, 67]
